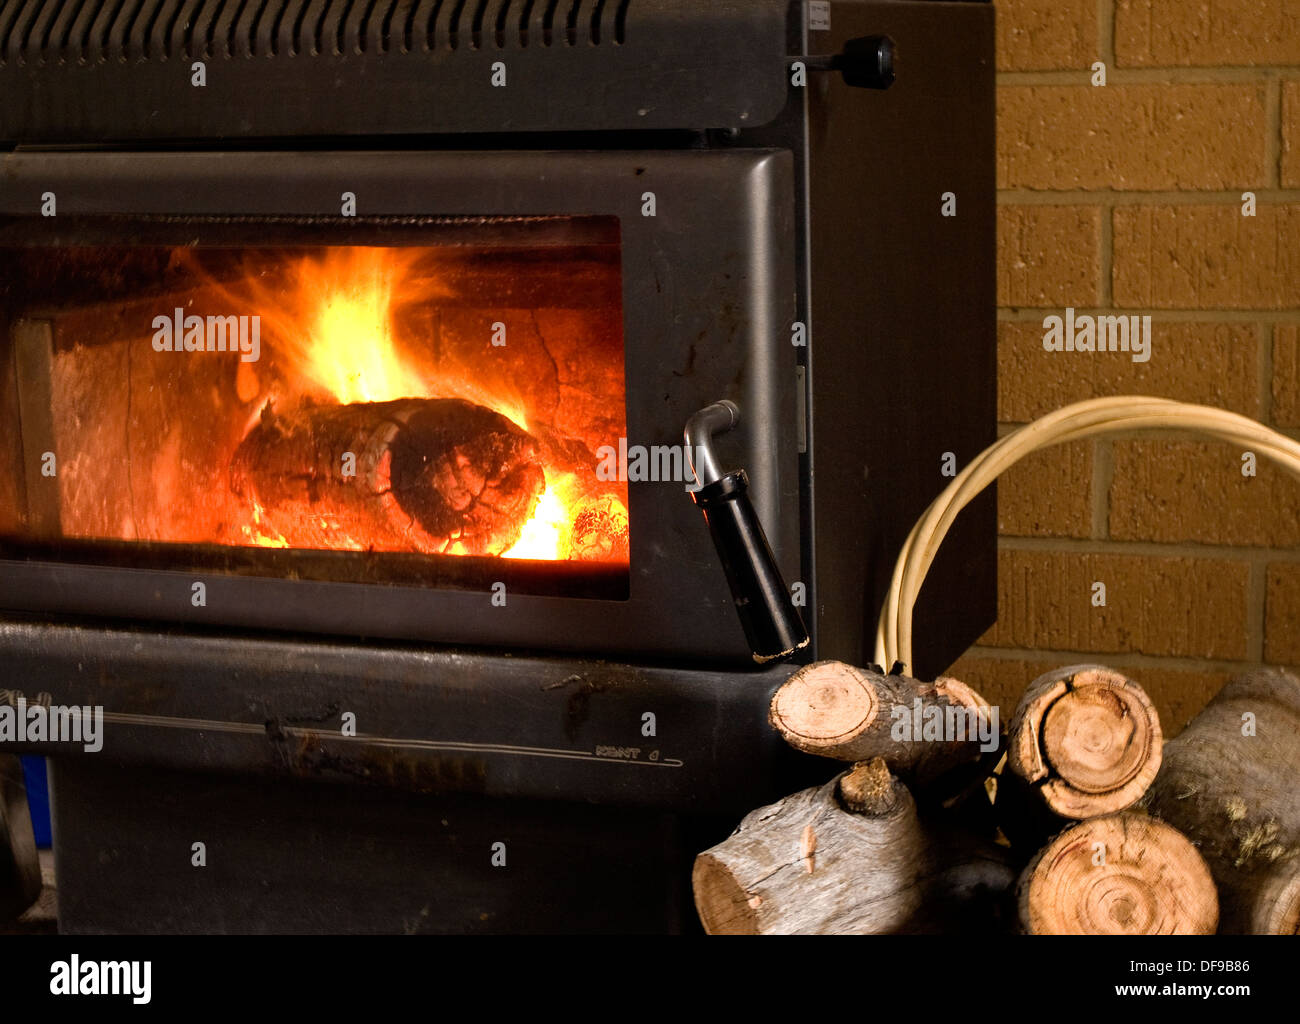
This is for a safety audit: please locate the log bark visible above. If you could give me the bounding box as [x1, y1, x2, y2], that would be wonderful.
[1145, 667, 1300, 934]
[1006, 664, 1162, 820]
[1017, 812, 1218, 935]
[768, 660, 998, 787]
[230, 396, 545, 555]
[693, 759, 1015, 935]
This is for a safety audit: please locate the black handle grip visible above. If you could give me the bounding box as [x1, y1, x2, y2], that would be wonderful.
[692, 470, 809, 663]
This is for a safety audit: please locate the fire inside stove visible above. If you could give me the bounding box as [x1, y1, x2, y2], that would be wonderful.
[0, 217, 631, 595]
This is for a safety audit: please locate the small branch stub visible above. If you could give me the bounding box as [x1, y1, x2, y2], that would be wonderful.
[1007, 664, 1161, 819]
[839, 757, 897, 815]
[1018, 813, 1218, 935]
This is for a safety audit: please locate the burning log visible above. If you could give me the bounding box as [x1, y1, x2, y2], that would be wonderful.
[1145, 668, 1300, 934]
[1017, 813, 1218, 934]
[692, 759, 1015, 934]
[768, 660, 998, 788]
[231, 397, 546, 555]
[1004, 664, 1161, 822]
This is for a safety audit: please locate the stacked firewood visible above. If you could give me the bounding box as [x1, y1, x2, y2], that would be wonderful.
[693, 660, 1300, 935]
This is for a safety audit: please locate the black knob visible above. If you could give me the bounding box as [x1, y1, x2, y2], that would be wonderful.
[838, 35, 896, 90]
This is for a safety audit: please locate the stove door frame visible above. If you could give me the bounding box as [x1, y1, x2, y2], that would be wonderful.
[0, 149, 800, 665]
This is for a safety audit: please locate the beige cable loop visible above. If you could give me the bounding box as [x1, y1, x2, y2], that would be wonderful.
[875, 398, 1300, 672]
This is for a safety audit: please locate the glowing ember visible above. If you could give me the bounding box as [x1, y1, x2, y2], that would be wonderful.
[241, 500, 289, 548]
[503, 483, 567, 560]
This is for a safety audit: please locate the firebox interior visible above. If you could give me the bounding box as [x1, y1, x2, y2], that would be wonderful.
[0, 216, 630, 598]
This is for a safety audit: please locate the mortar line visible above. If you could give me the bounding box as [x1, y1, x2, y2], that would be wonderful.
[997, 189, 1300, 204]
[999, 424, 1300, 442]
[1267, 71, 1283, 189]
[998, 421, 1300, 445]
[998, 68, 1291, 85]
[1246, 558, 1268, 663]
[1261, 563, 1277, 666]
[996, 535, 1300, 561]
[1098, 0, 1114, 67]
[1091, 438, 1113, 541]
[960, 645, 1260, 676]
[1261, 322, 1275, 424]
[998, 308, 1300, 323]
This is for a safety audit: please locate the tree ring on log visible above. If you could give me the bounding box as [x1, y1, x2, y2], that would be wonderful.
[1018, 813, 1218, 935]
[1008, 665, 1161, 819]
[1042, 686, 1147, 794]
[769, 660, 881, 751]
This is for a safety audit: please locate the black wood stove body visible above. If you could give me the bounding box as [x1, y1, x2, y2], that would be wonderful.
[0, 0, 995, 932]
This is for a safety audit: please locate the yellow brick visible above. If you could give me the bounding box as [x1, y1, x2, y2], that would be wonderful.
[1113, 205, 1300, 310]
[998, 321, 1260, 422]
[998, 206, 1102, 308]
[998, 85, 1268, 191]
[998, 442, 1093, 538]
[1110, 440, 1300, 546]
[1116, 1, 1300, 67]
[1275, 325, 1300, 427]
[1265, 564, 1300, 665]
[995, 0, 1096, 72]
[979, 549, 1249, 660]
[1285, 82, 1300, 189]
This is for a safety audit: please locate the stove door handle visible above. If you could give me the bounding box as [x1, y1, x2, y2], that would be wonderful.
[685, 402, 809, 664]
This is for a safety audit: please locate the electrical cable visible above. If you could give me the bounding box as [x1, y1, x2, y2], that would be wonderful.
[874, 397, 1300, 673]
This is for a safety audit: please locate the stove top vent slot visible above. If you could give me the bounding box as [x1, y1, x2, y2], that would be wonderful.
[0, 0, 637, 66]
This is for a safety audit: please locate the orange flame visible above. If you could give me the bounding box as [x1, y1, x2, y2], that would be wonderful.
[267, 249, 566, 557]
[296, 251, 423, 405]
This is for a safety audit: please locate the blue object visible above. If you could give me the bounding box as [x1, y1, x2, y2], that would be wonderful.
[19, 756, 51, 848]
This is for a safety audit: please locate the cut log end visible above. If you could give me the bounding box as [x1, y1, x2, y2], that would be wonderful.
[768, 661, 994, 792]
[839, 758, 897, 816]
[1018, 813, 1218, 935]
[692, 853, 760, 936]
[1009, 665, 1161, 819]
[769, 660, 880, 752]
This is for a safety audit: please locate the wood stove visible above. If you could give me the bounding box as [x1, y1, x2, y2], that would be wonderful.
[0, 0, 995, 932]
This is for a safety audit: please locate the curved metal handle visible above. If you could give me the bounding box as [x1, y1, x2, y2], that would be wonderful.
[685, 400, 809, 663]
[684, 399, 739, 489]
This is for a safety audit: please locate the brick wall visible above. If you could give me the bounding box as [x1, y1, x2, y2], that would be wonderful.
[947, 0, 1300, 734]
